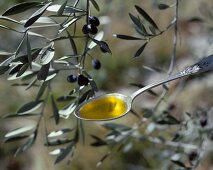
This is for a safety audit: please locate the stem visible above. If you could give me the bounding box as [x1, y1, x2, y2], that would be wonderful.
[80, 0, 90, 69]
[15, 31, 27, 56]
[153, 0, 179, 111]
[36, 82, 50, 129]
[86, 0, 90, 24]
[168, 0, 179, 75]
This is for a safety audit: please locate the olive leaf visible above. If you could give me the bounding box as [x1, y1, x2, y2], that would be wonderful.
[54, 142, 75, 164]
[2, 2, 41, 16]
[36, 82, 47, 101]
[21, 17, 55, 25]
[114, 34, 142, 40]
[90, 135, 107, 147]
[91, 39, 112, 54]
[134, 42, 148, 58]
[4, 126, 35, 139]
[0, 24, 20, 33]
[15, 133, 37, 156]
[129, 13, 142, 31]
[171, 160, 188, 168]
[59, 103, 76, 119]
[16, 63, 29, 77]
[66, 30, 77, 55]
[156, 113, 180, 125]
[0, 16, 21, 24]
[4, 135, 29, 143]
[3, 112, 41, 119]
[24, 2, 52, 28]
[45, 138, 73, 146]
[59, 17, 81, 34]
[57, 0, 68, 16]
[47, 5, 84, 13]
[64, 6, 85, 13]
[8, 71, 33, 80]
[78, 89, 94, 104]
[88, 31, 104, 50]
[17, 100, 43, 114]
[102, 123, 131, 131]
[48, 128, 75, 138]
[37, 63, 50, 81]
[26, 34, 32, 68]
[135, 5, 159, 30]
[96, 153, 110, 167]
[37, 43, 55, 65]
[90, 0, 100, 11]
[158, 4, 170, 10]
[51, 94, 60, 125]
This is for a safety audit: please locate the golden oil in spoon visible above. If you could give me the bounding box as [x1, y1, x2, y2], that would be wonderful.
[79, 95, 128, 120]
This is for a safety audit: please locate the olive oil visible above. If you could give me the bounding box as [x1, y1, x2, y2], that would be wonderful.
[79, 95, 128, 120]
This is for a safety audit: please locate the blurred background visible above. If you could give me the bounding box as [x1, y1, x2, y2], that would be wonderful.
[0, 0, 213, 170]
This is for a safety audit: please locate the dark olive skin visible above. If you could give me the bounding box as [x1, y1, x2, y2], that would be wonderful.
[77, 74, 89, 86]
[92, 59, 101, 70]
[200, 118, 207, 127]
[188, 151, 198, 161]
[67, 74, 77, 83]
[82, 24, 90, 34]
[89, 16, 100, 27]
[88, 24, 98, 35]
[82, 24, 98, 35]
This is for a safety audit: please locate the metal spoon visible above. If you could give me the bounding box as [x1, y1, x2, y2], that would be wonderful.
[74, 54, 213, 121]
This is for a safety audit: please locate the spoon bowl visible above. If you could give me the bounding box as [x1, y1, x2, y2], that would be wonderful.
[75, 93, 132, 121]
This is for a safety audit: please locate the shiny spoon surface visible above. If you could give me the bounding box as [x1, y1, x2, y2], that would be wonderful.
[74, 54, 213, 121]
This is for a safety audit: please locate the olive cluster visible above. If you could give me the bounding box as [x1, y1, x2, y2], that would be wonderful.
[67, 74, 89, 86]
[82, 16, 100, 35]
[68, 16, 108, 86]
[67, 58, 101, 86]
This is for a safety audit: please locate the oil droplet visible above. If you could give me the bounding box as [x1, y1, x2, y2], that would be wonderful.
[79, 95, 128, 120]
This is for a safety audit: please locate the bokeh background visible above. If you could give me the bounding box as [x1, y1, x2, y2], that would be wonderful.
[0, 0, 213, 170]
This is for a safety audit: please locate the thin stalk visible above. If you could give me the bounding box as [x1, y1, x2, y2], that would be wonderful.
[80, 0, 90, 69]
[36, 82, 50, 129]
[153, 0, 179, 111]
[168, 0, 179, 75]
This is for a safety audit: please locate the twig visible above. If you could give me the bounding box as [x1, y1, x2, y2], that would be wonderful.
[153, 0, 179, 111]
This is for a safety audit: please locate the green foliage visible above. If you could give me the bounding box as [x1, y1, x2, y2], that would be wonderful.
[0, 0, 212, 169]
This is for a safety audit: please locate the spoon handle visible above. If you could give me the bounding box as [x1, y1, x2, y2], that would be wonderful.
[131, 54, 213, 100]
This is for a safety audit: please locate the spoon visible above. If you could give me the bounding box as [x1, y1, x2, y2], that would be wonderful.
[74, 54, 213, 121]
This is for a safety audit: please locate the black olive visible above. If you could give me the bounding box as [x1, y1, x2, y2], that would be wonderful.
[82, 24, 98, 35]
[67, 74, 77, 83]
[88, 24, 98, 35]
[82, 24, 90, 34]
[188, 151, 198, 161]
[77, 74, 89, 86]
[92, 59, 101, 70]
[200, 118, 207, 127]
[89, 16, 100, 27]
